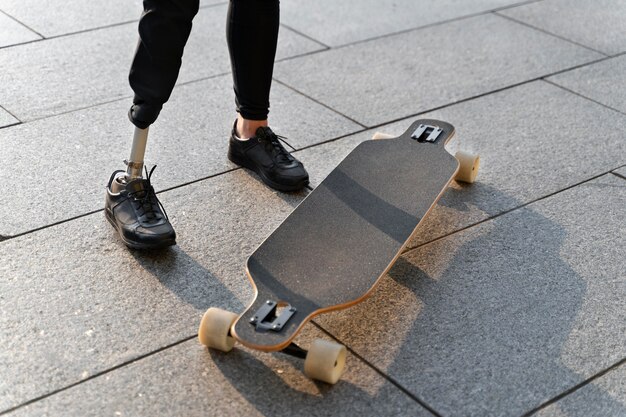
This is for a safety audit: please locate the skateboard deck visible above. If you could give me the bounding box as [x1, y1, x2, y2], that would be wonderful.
[230, 119, 461, 351]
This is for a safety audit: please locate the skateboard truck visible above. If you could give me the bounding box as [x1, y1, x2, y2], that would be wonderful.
[411, 124, 442, 143]
[249, 300, 296, 332]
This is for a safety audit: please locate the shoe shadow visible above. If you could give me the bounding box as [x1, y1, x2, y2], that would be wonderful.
[128, 246, 245, 312]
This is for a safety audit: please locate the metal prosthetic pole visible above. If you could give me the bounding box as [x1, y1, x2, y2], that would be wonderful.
[125, 126, 149, 179]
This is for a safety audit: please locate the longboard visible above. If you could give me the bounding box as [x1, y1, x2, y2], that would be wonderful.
[199, 119, 479, 384]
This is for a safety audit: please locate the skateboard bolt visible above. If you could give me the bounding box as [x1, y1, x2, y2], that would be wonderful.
[266, 300, 273, 305]
[273, 324, 279, 329]
[289, 307, 296, 312]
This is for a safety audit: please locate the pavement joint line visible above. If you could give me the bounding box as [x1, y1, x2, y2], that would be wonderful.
[0, 121, 22, 130]
[0, 58, 615, 241]
[281, 55, 613, 144]
[521, 356, 626, 416]
[0, 50, 616, 239]
[273, 78, 368, 128]
[4, 162, 616, 415]
[310, 321, 443, 417]
[309, 0, 545, 51]
[0, 336, 197, 416]
[611, 171, 626, 181]
[402, 166, 622, 256]
[0, 2, 228, 51]
[3, 26, 612, 129]
[0, 166, 241, 243]
[0, 104, 22, 123]
[494, 11, 609, 57]
[0, 8, 44, 40]
[541, 78, 626, 119]
[279, 23, 331, 50]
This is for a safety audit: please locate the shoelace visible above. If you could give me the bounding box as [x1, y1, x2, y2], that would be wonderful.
[128, 165, 169, 223]
[257, 128, 293, 164]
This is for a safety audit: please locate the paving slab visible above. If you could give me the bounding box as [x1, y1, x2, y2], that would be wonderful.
[547, 55, 626, 115]
[537, 363, 626, 417]
[499, 0, 626, 55]
[0, 168, 308, 411]
[0, 10, 40, 47]
[297, 81, 626, 248]
[0, 0, 223, 38]
[0, 4, 324, 122]
[5, 332, 430, 417]
[274, 14, 602, 127]
[313, 174, 626, 416]
[281, 0, 526, 47]
[0, 73, 357, 237]
[615, 167, 626, 178]
[0, 107, 18, 127]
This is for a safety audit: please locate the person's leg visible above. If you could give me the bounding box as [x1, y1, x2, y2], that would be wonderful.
[226, 0, 309, 191]
[106, 0, 199, 249]
[129, 0, 200, 129]
[226, 0, 278, 137]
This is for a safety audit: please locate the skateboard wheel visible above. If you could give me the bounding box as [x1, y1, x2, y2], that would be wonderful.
[198, 307, 238, 352]
[303, 339, 347, 384]
[454, 150, 480, 183]
[371, 132, 395, 140]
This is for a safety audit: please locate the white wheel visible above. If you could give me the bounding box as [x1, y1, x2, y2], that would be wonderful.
[303, 339, 347, 384]
[198, 307, 238, 352]
[455, 150, 480, 183]
[372, 132, 395, 140]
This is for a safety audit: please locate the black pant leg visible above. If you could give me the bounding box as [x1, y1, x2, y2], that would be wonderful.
[128, 0, 200, 128]
[226, 0, 280, 121]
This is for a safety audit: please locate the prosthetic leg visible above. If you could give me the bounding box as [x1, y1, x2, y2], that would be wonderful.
[125, 126, 149, 180]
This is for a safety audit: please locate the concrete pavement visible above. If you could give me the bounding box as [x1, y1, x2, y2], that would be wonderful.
[0, 0, 624, 415]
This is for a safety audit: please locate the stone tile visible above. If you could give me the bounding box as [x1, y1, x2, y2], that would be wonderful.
[537, 363, 626, 417]
[6, 332, 429, 417]
[0, 0, 223, 38]
[281, 0, 525, 47]
[615, 167, 626, 178]
[296, 81, 626, 248]
[499, 0, 626, 55]
[0, 4, 324, 122]
[0, 169, 307, 411]
[274, 14, 602, 127]
[314, 174, 626, 416]
[0, 10, 40, 47]
[547, 55, 626, 115]
[0, 107, 18, 127]
[0, 73, 356, 236]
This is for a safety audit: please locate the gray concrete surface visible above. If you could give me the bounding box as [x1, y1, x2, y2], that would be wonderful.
[0, 170, 305, 410]
[280, 0, 526, 47]
[275, 13, 601, 126]
[0, 4, 323, 122]
[500, 0, 626, 55]
[548, 55, 626, 115]
[0, 74, 357, 237]
[537, 363, 626, 417]
[1, 0, 625, 416]
[314, 174, 626, 416]
[0, 107, 18, 127]
[0, 11, 40, 47]
[0, 0, 223, 38]
[7, 332, 431, 417]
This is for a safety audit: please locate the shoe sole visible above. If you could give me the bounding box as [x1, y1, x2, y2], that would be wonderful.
[228, 151, 309, 192]
[105, 208, 176, 250]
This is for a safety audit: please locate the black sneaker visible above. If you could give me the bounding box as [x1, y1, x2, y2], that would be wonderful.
[105, 166, 176, 249]
[227, 124, 309, 192]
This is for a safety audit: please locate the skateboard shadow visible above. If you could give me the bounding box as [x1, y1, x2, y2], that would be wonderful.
[312, 181, 625, 415]
[208, 345, 411, 416]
